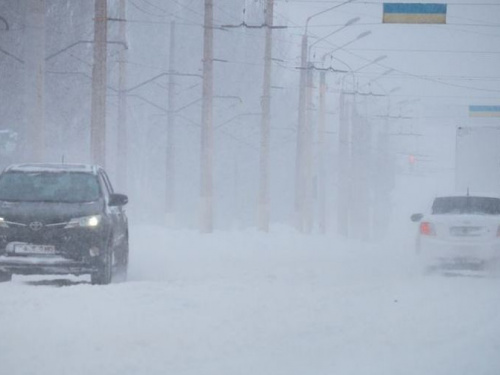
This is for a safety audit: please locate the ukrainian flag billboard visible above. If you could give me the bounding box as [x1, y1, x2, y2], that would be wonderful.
[383, 3, 447, 24]
[469, 105, 500, 118]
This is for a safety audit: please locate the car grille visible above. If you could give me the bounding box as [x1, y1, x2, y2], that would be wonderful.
[0, 219, 99, 260]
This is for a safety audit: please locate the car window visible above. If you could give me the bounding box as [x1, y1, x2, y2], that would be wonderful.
[0, 171, 101, 203]
[98, 170, 114, 197]
[432, 196, 500, 215]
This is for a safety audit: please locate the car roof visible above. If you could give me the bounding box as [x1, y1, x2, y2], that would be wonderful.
[434, 192, 500, 199]
[3, 163, 99, 174]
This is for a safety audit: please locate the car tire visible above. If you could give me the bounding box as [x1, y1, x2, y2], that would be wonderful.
[0, 270, 12, 282]
[91, 247, 113, 285]
[114, 235, 129, 283]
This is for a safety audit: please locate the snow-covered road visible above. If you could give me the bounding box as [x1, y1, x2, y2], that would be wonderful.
[1, 224, 500, 375]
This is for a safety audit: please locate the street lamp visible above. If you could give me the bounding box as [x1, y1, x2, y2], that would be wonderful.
[389, 86, 401, 94]
[296, 0, 359, 232]
[308, 17, 360, 60]
[313, 30, 371, 234]
[321, 30, 371, 67]
[338, 54, 387, 97]
[304, 0, 358, 35]
[359, 68, 394, 89]
[336, 53, 387, 238]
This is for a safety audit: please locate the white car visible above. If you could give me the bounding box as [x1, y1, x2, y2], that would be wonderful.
[411, 194, 500, 273]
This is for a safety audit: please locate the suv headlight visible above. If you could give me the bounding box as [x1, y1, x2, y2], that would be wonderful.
[65, 215, 102, 229]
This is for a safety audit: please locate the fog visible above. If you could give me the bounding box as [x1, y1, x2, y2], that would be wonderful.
[1, 0, 499, 230]
[1, 0, 500, 374]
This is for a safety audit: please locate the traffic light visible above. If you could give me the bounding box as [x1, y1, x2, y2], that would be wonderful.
[409, 154, 416, 172]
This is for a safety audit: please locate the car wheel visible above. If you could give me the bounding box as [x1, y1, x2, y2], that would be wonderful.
[114, 235, 129, 283]
[91, 247, 113, 285]
[0, 270, 12, 282]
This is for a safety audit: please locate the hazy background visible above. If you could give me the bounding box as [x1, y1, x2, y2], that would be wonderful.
[1, 3, 500, 374]
[1, 0, 499, 234]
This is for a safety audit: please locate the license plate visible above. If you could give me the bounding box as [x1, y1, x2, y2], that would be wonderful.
[450, 226, 483, 237]
[13, 244, 56, 255]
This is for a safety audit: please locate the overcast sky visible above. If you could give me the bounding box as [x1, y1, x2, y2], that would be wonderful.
[276, 0, 500, 114]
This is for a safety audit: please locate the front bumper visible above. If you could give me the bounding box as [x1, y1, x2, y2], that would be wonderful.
[0, 225, 109, 276]
[0, 255, 97, 275]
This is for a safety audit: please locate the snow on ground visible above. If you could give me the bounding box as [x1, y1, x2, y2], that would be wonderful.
[1, 224, 500, 375]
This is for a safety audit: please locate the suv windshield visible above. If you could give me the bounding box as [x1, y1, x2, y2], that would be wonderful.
[0, 171, 101, 203]
[432, 196, 500, 215]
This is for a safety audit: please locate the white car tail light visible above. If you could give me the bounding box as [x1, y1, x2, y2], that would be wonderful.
[420, 222, 436, 236]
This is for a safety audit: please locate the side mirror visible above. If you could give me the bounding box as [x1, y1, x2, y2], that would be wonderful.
[410, 213, 423, 222]
[109, 193, 128, 207]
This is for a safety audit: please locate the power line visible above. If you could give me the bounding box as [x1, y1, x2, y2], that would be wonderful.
[440, 24, 500, 38]
[213, 2, 243, 24]
[134, 0, 177, 16]
[133, 0, 233, 26]
[116, 18, 201, 26]
[129, 0, 202, 25]
[379, 65, 500, 93]
[285, 22, 500, 29]
[129, 0, 168, 18]
[348, 48, 500, 55]
[276, 0, 500, 5]
[311, 28, 500, 93]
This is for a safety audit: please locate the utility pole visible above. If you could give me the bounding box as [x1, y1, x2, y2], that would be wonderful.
[296, 0, 356, 233]
[166, 20, 177, 226]
[24, 0, 45, 162]
[90, 0, 108, 167]
[337, 90, 350, 237]
[303, 63, 314, 234]
[318, 71, 327, 234]
[295, 34, 308, 232]
[200, 0, 214, 233]
[349, 99, 371, 240]
[116, 0, 127, 189]
[258, 0, 274, 232]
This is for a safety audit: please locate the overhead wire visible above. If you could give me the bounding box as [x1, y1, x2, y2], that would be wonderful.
[310, 26, 500, 93]
[129, 0, 201, 25]
[347, 47, 500, 55]
[276, 0, 500, 5]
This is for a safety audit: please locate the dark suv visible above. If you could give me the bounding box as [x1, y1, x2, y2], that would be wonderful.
[0, 164, 128, 285]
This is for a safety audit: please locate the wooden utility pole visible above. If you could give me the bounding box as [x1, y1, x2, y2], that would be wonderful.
[318, 71, 327, 234]
[258, 0, 274, 232]
[200, 0, 214, 233]
[24, 0, 45, 162]
[116, 0, 127, 189]
[166, 20, 177, 226]
[295, 34, 308, 232]
[303, 63, 314, 233]
[90, 0, 107, 167]
[337, 91, 350, 237]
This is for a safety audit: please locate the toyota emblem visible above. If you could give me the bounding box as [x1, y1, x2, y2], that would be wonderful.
[29, 221, 43, 231]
